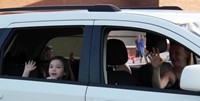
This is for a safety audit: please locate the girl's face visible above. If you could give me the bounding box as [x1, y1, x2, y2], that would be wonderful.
[48, 59, 65, 79]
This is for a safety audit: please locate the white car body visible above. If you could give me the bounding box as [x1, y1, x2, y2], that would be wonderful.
[0, 5, 200, 101]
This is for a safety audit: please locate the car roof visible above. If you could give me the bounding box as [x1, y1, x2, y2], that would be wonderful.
[1, 9, 200, 23]
[121, 9, 200, 24]
[1, 5, 200, 28]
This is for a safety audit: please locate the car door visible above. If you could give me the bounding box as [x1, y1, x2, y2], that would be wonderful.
[0, 20, 93, 101]
[86, 17, 200, 101]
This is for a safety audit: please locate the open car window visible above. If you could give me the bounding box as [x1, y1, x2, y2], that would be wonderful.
[2, 26, 83, 82]
[103, 27, 199, 91]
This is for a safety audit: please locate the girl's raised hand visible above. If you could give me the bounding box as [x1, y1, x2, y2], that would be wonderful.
[24, 60, 37, 72]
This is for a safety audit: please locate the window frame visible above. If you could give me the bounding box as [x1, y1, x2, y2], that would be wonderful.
[0, 24, 93, 85]
[90, 22, 200, 96]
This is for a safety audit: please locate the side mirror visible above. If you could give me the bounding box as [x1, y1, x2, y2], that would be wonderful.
[180, 65, 200, 91]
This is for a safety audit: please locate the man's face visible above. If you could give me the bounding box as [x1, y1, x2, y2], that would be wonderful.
[46, 49, 53, 58]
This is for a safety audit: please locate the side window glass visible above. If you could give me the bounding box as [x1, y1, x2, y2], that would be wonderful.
[104, 27, 197, 91]
[195, 56, 200, 64]
[106, 30, 149, 87]
[108, 30, 146, 65]
[2, 26, 83, 82]
[42, 36, 82, 81]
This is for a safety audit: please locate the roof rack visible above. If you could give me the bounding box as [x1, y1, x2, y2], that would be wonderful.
[121, 6, 182, 10]
[0, 4, 121, 12]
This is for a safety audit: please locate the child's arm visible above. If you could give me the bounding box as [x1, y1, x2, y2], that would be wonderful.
[22, 60, 37, 77]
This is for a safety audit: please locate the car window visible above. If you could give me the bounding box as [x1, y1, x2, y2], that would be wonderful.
[2, 26, 83, 82]
[103, 26, 198, 91]
[43, 35, 82, 81]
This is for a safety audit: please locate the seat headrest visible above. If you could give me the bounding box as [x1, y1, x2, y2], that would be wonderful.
[107, 39, 128, 65]
[146, 34, 167, 53]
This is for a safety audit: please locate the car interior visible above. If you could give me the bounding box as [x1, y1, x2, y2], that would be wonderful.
[2, 26, 82, 81]
[106, 39, 138, 86]
[105, 29, 181, 88]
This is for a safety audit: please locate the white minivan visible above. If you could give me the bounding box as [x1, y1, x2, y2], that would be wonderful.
[0, 4, 200, 101]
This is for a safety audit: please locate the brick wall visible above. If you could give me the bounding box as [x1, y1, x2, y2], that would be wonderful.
[159, 0, 200, 11]
[0, 0, 158, 8]
[0, 0, 199, 11]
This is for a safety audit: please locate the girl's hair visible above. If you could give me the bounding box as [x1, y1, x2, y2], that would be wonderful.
[48, 56, 75, 80]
